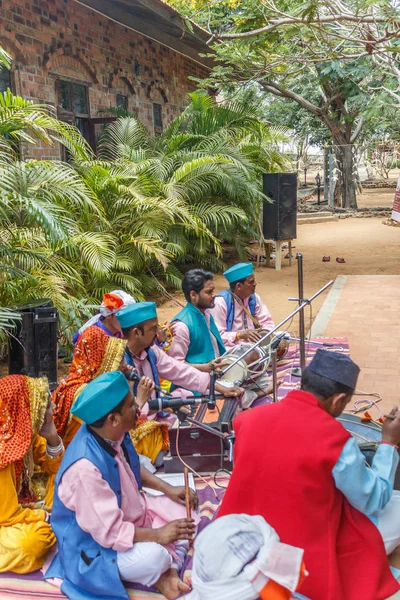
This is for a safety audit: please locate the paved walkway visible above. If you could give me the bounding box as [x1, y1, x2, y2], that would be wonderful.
[312, 275, 400, 415]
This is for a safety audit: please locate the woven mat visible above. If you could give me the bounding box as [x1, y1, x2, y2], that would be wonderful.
[0, 338, 349, 599]
[0, 474, 229, 599]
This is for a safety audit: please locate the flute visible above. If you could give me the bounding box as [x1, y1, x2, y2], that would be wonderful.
[184, 467, 192, 544]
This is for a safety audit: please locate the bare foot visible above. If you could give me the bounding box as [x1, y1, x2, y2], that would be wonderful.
[155, 568, 191, 599]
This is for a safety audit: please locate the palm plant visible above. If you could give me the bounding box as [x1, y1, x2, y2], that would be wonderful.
[92, 91, 289, 264]
[0, 52, 288, 347]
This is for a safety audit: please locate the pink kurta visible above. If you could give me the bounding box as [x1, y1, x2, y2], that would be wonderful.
[167, 316, 221, 363]
[211, 293, 275, 347]
[57, 438, 196, 558]
[131, 345, 210, 418]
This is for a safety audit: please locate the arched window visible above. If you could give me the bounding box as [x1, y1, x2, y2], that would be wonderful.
[0, 67, 12, 93]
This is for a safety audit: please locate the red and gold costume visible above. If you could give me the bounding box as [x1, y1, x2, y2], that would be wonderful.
[0, 375, 62, 573]
[53, 325, 168, 464]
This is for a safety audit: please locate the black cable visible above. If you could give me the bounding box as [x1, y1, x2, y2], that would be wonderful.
[213, 468, 231, 488]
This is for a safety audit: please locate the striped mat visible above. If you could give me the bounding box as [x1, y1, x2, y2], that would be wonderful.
[0, 475, 229, 599]
[0, 338, 349, 599]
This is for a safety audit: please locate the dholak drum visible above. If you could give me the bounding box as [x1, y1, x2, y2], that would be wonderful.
[259, 330, 289, 361]
[218, 354, 249, 388]
[338, 413, 400, 490]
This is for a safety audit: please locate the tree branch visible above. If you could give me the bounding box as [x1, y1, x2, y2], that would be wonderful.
[259, 81, 321, 115]
[350, 116, 364, 143]
[212, 14, 390, 41]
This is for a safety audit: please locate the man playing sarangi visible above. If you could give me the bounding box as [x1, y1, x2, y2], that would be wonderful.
[45, 371, 198, 600]
[219, 349, 400, 600]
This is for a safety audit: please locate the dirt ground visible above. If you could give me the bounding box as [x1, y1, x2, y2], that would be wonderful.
[157, 215, 400, 336]
[356, 188, 395, 208]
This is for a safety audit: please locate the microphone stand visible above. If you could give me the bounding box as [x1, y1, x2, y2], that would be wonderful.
[208, 363, 216, 410]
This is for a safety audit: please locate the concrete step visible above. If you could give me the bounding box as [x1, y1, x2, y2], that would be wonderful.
[298, 211, 333, 219]
[298, 215, 338, 225]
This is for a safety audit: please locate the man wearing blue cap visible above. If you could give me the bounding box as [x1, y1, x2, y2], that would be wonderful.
[116, 301, 242, 406]
[219, 349, 400, 600]
[46, 371, 198, 600]
[211, 262, 275, 347]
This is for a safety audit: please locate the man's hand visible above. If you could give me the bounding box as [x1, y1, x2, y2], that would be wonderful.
[215, 382, 244, 398]
[260, 377, 284, 398]
[156, 518, 196, 544]
[382, 407, 400, 446]
[201, 357, 230, 374]
[164, 485, 199, 510]
[237, 329, 263, 343]
[135, 376, 155, 409]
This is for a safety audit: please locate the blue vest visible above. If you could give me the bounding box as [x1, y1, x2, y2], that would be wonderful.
[171, 303, 225, 364]
[125, 346, 160, 397]
[217, 289, 257, 332]
[125, 347, 170, 416]
[45, 425, 141, 600]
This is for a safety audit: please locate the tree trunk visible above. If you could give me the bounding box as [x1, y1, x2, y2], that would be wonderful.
[334, 144, 357, 209]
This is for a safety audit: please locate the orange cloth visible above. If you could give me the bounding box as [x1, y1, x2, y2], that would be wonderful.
[52, 326, 127, 438]
[53, 325, 168, 464]
[0, 375, 62, 573]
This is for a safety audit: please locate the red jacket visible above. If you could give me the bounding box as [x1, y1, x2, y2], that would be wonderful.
[219, 390, 399, 600]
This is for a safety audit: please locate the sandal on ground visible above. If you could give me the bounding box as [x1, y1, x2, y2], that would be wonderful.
[322, 256, 330, 262]
[336, 257, 346, 263]
[284, 253, 293, 259]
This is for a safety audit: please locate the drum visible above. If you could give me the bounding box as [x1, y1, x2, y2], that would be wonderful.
[218, 343, 269, 387]
[338, 413, 400, 489]
[258, 330, 289, 360]
[218, 354, 249, 387]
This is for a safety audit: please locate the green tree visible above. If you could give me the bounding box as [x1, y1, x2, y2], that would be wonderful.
[185, 0, 400, 208]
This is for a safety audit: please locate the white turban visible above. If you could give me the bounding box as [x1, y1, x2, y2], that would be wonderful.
[185, 514, 305, 600]
[77, 290, 136, 337]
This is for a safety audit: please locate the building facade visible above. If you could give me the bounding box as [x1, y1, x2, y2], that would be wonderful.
[0, 0, 211, 158]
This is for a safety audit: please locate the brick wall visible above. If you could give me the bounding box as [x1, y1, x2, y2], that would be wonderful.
[0, 0, 209, 159]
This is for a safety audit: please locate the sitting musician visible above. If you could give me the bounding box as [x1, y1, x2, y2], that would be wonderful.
[115, 301, 242, 417]
[45, 372, 198, 600]
[168, 269, 225, 372]
[72, 290, 136, 344]
[219, 350, 400, 600]
[168, 270, 276, 405]
[211, 262, 275, 347]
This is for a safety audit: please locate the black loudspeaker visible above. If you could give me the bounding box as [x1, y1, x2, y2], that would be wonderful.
[8, 299, 59, 389]
[262, 173, 297, 240]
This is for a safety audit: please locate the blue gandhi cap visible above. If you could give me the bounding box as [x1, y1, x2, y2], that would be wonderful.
[116, 301, 157, 329]
[223, 262, 254, 284]
[307, 349, 360, 390]
[71, 371, 130, 424]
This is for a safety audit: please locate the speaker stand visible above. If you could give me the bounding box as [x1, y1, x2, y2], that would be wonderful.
[262, 239, 293, 271]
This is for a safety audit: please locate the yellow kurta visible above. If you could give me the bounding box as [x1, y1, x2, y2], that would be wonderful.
[0, 435, 63, 574]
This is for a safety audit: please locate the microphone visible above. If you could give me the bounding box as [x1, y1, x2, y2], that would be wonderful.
[124, 369, 172, 397]
[147, 396, 210, 411]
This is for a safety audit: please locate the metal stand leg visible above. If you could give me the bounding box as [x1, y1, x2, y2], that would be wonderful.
[271, 349, 278, 402]
[275, 240, 282, 271]
[297, 253, 306, 373]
